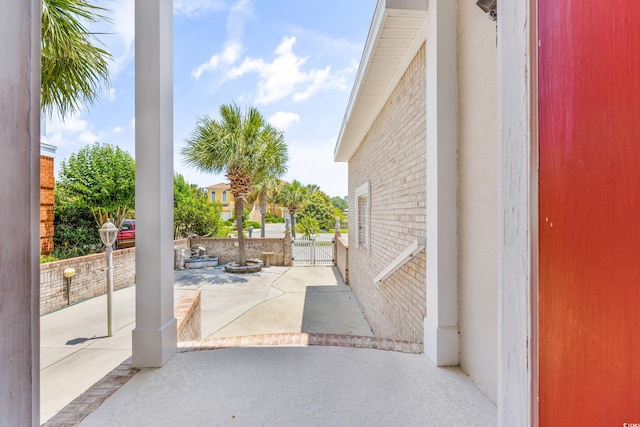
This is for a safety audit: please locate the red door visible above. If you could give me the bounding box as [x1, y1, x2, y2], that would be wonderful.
[538, 0, 640, 424]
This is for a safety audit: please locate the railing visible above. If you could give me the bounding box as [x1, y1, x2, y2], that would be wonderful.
[373, 238, 426, 283]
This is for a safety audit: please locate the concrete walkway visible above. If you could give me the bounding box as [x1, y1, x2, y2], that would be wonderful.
[41, 266, 373, 423]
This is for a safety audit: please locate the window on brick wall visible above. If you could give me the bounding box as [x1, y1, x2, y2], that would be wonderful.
[354, 181, 370, 250]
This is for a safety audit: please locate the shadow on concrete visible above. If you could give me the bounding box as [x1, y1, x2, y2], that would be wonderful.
[301, 285, 373, 336]
[65, 335, 106, 346]
[174, 267, 252, 287]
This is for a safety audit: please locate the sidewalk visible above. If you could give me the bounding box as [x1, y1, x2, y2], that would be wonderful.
[41, 266, 373, 423]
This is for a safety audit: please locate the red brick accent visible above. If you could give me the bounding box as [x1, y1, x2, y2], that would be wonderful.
[41, 358, 139, 426]
[178, 333, 423, 354]
[40, 155, 55, 255]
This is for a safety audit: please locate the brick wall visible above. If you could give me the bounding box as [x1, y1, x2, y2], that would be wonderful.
[189, 236, 292, 266]
[40, 248, 136, 314]
[335, 236, 349, 284]
[347, 44, 427, 343]
[175, 290, 201, 342]
[40, 155, 55, 255]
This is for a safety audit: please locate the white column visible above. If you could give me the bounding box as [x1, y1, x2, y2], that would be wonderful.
[132, 0, 177, 367]
[497, 0, 535, 424]
[0, 1, 41, 424]
[424, 0, 459, 366]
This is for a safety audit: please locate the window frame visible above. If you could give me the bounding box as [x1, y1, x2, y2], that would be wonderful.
[354, 181, 370, 251]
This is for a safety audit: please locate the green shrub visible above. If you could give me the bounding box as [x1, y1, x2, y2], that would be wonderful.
[244, 221, 261, 229]
[40, 254, 59, 264]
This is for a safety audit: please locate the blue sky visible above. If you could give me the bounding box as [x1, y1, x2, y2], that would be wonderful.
[45, 0, 377, 198]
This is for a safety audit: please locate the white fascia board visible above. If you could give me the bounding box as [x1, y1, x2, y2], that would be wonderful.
[334, 0, 427, 163]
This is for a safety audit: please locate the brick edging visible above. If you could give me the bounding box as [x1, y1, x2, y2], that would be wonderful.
[42, 334, 423, 426]
[179, 333, 424, 354]
[42, 357, 139, 426]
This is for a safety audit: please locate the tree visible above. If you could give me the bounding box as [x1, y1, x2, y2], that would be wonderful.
[279, 180, 308, 239]
[331, 196, 348, 212]
[182, 103, 288, 266]
[174, 174, 222, 239]
[299, 191, 335, 230]
[41, 0, 112, 118]
[247, 176, 281, 237]
[57, 142, 135, 211]
[296, 216, 320, 237]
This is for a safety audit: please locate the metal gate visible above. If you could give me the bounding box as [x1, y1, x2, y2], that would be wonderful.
[292, 235, 334, 266]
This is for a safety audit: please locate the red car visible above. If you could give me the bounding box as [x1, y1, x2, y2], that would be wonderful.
[116, 219, 135, 249]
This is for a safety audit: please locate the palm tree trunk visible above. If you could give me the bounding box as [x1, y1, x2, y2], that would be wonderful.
[290, 208, 296, 239]
[235, 200, 247, 266]
[260, 197, 267, 238]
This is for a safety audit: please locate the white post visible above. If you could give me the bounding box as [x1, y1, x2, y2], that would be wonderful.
[0, 1, 41, 424]
[106, 246, 114, 337]
[424, 0, 459, 366]
[497, 0, 535, 424]
[132, 0, 177, 367]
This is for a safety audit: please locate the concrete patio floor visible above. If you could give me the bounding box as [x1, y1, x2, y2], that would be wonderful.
[41, 265, 496, 426]
[79, 347, 496, 426]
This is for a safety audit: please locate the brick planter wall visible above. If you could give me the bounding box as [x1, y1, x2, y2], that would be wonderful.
[40, 248, 136, 315]
[336, 236, 349, 284]
[189, 236, 292, 266]
[175, 290, 201, 342]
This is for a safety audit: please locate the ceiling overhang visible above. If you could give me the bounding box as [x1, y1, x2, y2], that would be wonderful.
[334, 0, 427, 162]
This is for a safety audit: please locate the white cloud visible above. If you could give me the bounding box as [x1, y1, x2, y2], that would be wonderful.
[227, 36, 348, 105]
[78, 131, 98, 144]
[268, 112, 300, 132]
[191, 0, 253, 80]
[192, 43, 243, 79]
[113, 126, 124, 134]
[174, 0, 226, 17]
[45, 112, 99, 148]
[130, 117, 136, 130]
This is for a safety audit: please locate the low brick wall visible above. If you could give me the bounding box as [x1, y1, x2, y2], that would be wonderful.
[40, 247, 136, 315]
[336, 236, 349, 284]
[175, 290, 201, 342]
[189, 236, 292, 266]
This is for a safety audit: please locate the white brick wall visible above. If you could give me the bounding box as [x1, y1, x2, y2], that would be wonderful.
[348, 44, 427, 343]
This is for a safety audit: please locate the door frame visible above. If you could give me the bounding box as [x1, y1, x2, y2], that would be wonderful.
[497, 0, 538, 425]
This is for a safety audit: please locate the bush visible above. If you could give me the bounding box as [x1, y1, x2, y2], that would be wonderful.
[244, 221, 261, 229]
[40, 254, 59, 264]
[223, 220, 233, 226]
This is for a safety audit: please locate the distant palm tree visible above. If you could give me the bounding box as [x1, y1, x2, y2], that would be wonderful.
[182, 103, 288, 266]
[41, 0, 112, 117]
[248, 176, 281, 238]
[280, 180, 308, 239]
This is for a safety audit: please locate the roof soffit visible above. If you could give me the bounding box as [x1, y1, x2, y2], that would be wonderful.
[334, 0, 427, 162]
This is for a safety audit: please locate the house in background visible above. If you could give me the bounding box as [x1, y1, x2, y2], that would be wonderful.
[205, 182, 234, 220]
[207, 181, 290, 222]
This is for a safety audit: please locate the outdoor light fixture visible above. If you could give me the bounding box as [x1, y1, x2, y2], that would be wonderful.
[63, 268, 76, 306]
[99, 219, 118, 337]
[476, 0, 497, 21]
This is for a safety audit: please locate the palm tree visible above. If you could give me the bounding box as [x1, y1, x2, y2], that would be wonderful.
[182, 103, 288, 266]
[280, 180, 308, 239]
[247, 176, 281, 238]
[41, 0, 112, 118]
